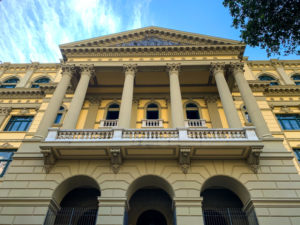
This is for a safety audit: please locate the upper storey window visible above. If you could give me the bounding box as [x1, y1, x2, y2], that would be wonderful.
[4, 116, 33, 131]
[106, 104, 119, 120]
[0, 150, 15, 177]
[146, 103, 159, 119]
[291, 74, 300, 85]
[31, 77, 50, 88]
[258, 75, 279, 86]
[0, 77, 19, 88]
[186, 103, 200, 119]
[276, 114, 300, 130]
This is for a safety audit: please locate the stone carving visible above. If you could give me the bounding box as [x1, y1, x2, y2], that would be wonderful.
[247, 147, 262, 173]
[41, 149, 56, 174]
[20, 108, 30, 114]
[0, 107, 12, 116]
[166, 63, 181, 73]
[204, 95, 219, 103]
[110, 148, 122, 174]
[229, 62, 244, 73]
[210, 62, 225, 74]
[61, 64, 76, 75]
[179, 148, 191, 174]
[123, 64, 138, 74]
[116, 37, 188, 47]
[80, 64, 95, 77]
[1, 142, 14, 149]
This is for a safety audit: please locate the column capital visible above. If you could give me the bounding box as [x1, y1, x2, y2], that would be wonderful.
[229, 62, 244, 74]
[79, 64, 95, 77]
[166, 63, 181, 73]
[204, 95, 219, 103]
[210, 62, 225, 74]
[123, 64, 138, 75]
[61, 64, 76, 75]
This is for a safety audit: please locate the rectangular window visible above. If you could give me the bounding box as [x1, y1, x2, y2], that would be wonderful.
[4, 116, 33, 131]
[0, 151, 14, 177]
[54, 113, 63, 124]
[294, 149, 300, 162]
[276, 114, 300, 130]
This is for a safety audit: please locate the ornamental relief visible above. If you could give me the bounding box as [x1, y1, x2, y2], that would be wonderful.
[114, 37, 190, 47]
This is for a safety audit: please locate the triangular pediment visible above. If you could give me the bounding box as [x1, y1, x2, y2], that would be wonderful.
[60, 26, 243, 49]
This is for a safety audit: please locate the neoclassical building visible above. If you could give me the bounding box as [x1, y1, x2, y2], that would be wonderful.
[0, 26, 300, 225]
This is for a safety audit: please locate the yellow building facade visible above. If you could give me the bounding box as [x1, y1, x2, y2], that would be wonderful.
[0, 27, 300, 225]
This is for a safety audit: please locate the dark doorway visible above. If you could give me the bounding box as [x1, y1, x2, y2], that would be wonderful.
[137, 210, 167, 225]
[53, 187, 100, 225]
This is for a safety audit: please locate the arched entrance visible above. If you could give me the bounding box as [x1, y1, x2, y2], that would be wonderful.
[137, 210, 167, 225]
[126, 175, 175, 225]
[44, 175, 100, 225]
[201, 175, 259, 225]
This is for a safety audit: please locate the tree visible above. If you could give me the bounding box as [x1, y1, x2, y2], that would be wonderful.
[223, 0, 300, 56]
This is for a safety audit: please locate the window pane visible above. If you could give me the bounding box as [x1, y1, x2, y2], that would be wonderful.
[0, 152, 13, 160]
[294, 149, 300, 161]
[147, 111, 159, 119]
[4, 116, 33, 131]
[54, 114, 62, 124]
[0, 151, 14, 177]
[186, 110, 200, 119]
[290, 120, 300, 129]
[106, 111, 119, 120]
[4, 78, 19, 83]
[276, 114, 300, 130]
[0, 161, 9, 176]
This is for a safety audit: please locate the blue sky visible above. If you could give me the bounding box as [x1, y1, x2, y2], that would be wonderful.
[0, 0, 298, 63]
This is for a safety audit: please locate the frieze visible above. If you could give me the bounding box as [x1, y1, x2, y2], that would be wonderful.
[0, 88, 45, 99]
[115, 37, 190, 47]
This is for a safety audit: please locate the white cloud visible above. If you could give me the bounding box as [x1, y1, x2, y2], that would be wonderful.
[0, 0, 152, 63]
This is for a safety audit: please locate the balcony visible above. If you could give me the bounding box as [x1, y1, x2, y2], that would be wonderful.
[99, 119, 118, 128]
[40, 126, 263, 174]
[141, 119, 164, 128]
[185, 119, 206, 127]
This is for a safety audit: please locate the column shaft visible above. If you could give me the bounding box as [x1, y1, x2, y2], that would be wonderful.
[167, 63, 185, 128]
[34, 65, 74, 138]
[231, 63, 272, 138]
[63, 65, 94, 129]
[211, 63, 242, 128]
[118, 64, 137, 128]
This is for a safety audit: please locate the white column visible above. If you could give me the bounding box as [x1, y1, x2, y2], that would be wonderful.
[63, 65, 94, 129]
[231, 62, 272, 138]
[167, 63, 185, 128]
[34, 65, 75, 139]
[211, 63, 242, 128]
[118, 64, 137, 128]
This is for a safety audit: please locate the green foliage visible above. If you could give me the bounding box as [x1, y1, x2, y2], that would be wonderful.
[223, 0, 300, 56]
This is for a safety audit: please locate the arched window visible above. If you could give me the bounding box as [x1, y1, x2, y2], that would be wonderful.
[258, 75, 279, 85]
[31, 77, 50, 88]
[146, 103, 159, 119]
[185, 103, 200, 119]
[106, 103, 120, 120]
[242, 105, 251, 124]
[54, 106, 65, 125]
[0, 77, 19, 88]
[291, 74, 300, 85]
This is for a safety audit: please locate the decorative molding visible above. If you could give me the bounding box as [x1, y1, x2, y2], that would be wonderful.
[166, 63, 181, 73]
[210, 62, 225, 74]
[110, 148, 122, 174]
[179, 148, 191, 174]
[204, 95, 219, 103]
[0, 107, 12, 116]
[0, 142, 14, 149]
[79, 64, 95, 77]
[115, 36, 189, 47]
[61, 64, 76, 75]
[0, 88, 45, 99]
[229, 62, 244, 73]
[40, 149, 56, 174]
[123, 64, 138, 74]
[247, 147, 262, 173]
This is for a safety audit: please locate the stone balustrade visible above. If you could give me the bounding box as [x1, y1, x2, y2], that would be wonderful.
[99, 119, 118, 128]
[184, 119, 206, 127]
[45, 127, 258, 142]
[141, 119, 164, 128]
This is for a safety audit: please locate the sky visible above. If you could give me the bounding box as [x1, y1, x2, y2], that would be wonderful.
[0, 0, 299, 63]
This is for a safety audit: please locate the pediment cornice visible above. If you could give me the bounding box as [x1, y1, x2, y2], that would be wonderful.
[60, 27, 245, 60]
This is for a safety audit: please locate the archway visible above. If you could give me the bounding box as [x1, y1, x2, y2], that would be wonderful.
[44, 175, 100, 225]
[137, 210, 167, 225]
[201, 175, 258, 225]
[126, 175, 175, 225]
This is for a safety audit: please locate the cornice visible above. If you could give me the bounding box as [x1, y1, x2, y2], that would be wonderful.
[264, 85, 300, 96]
[39, 83, 74, 94]
[247, 59, 300, 68]
[0, 88, 45, 99]
[61, 45, 245, 60]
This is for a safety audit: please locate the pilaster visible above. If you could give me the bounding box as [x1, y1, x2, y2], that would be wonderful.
[16, 62, 39, 88]
[271, 59, 294, 85]
[0, 107, 12, 127]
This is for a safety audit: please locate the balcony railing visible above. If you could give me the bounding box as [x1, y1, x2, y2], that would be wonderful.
[99, 119, 118, 128]
[185, 119, 206, 127]
[45, 127, 258, 142]
[141, 119, 164, 128]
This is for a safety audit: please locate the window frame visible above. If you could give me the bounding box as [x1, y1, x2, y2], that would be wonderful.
[294, 149, 300, 162]
[53, 106, 66, 127]
[0, 77, 20, 88]
[31, 77, 51, 88]
[145, 103, 160, 120]
[4, 116, 34, 132]
[241, 105, 252, 125]
[276, 114, 300, 130]
[0, 150, 16, 177]
[291, 74, 300, 85]
[105, 103, 120, 120]
[184, 102, 201, 120]
[258, 74, 279, 86]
